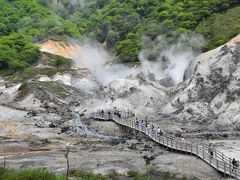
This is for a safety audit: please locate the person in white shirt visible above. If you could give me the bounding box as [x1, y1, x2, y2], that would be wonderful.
[147, 123, 150, 129]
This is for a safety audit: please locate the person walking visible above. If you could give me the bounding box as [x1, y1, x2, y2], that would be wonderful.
[146, 122, 150, 135]
[157, 127, 162, 136]
[208, 144, 214, 157]
[232, 158, 238, 171]
[181, 137, 186, 142]
[136, 118, 139, 128]
[141, 120, 145, 130]
[152, 125, 155, 135]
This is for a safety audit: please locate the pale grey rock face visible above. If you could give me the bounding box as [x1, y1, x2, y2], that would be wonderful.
[162, 41, 240, 132]
[80, 72, 169, 118]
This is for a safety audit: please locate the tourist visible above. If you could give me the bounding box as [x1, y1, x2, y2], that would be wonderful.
[108, 110, 111, 118]
[118, 111, 121, 118]
[232, 158, 238, 171]
[136, 118, 139, 127]
[208, 144, 214, 157]
[141, 120, 145, 130]
[152, 125, 155, 134]
[157, 127, 163, 136]
[181, 137, 186, 142]
[147, 123, 151, 130]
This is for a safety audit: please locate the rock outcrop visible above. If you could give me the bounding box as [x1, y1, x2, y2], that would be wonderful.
[39, 39, 83, 59]
[162, 36, 240, 132]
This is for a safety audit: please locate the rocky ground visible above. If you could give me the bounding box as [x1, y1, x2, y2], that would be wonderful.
[162, 38, 240, 133]
[0, 37, 240, 179]
[0, 132, 222, 179]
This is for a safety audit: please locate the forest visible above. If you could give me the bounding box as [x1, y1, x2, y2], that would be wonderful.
[0, 0, 240, 71]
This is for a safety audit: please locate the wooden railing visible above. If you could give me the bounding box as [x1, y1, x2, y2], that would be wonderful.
[91, 109, 240, 179]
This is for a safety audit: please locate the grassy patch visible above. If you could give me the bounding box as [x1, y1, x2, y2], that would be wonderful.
[15, 81, 71, 101]
[0, 168, 65, 180]
[127, 166, 197, 180]
[42, 52, 72, 70]
[69, 170, 107, 180]
[127, 170, 148, 180]
[196, 6, 240, 50]
[5, 67, 58, 83]
[0, 167, 198, 180]
[2, 51, 72, 84]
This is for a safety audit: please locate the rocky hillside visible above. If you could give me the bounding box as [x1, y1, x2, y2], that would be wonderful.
[3, 35, 240, 135]
[1, 1, 240, 179]
[40, 35, 240, 134]
[162, 35, 240, 132]
[1, 34, 240, 179]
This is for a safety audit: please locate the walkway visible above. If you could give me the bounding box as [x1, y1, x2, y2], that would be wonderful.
[91, 109, 240, 179]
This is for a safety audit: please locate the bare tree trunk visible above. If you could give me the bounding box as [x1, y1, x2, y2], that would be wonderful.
[66, 156, 69, 180]
[3, 156, 6, 168]
[65, 147, 70, 180]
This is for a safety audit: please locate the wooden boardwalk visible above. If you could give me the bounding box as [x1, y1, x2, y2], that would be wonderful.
[92, 109, 240, 179]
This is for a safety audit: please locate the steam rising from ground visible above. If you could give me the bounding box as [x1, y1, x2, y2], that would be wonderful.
[140, 34, 205, 85]
[72, 42, 138, 85]
[72, 34, 205, 86]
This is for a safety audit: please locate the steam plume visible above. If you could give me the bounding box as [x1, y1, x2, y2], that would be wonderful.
[140, 34, 205, 85]
[72, 42, 138, 85]
[72, 34, 205, 86]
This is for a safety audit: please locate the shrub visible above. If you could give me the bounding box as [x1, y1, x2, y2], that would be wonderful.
[0, 34, 40, 71]
[69, 170, 107, 180]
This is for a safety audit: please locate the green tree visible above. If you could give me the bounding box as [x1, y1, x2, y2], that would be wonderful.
[116, 33, 142, 63]
[0, 34, 40, 70]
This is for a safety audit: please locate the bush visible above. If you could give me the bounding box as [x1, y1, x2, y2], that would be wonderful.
[127, 170, 139, 177]
[146, 164, 156, 174]
[51, 57, 71, 69]
[0, 34, 40, 71]
[116, 33, 142, 63]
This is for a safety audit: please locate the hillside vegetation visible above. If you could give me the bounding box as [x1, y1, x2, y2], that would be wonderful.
[0, 167, 196, 180]
[196, 6, 240, 49]
[0, 0, 240, 71]
[56, 0, 240, 62]
[0, 0, 79, 71]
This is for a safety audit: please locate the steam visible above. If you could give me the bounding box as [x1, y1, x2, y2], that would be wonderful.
[72, 42, 138, 85]
[71, 34, 205, 86]
[140, 34, 205, 85]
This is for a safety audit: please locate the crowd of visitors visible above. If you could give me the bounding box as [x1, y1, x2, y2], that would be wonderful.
[131, 116, 163, 136]
[96, 109, 163, 136]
